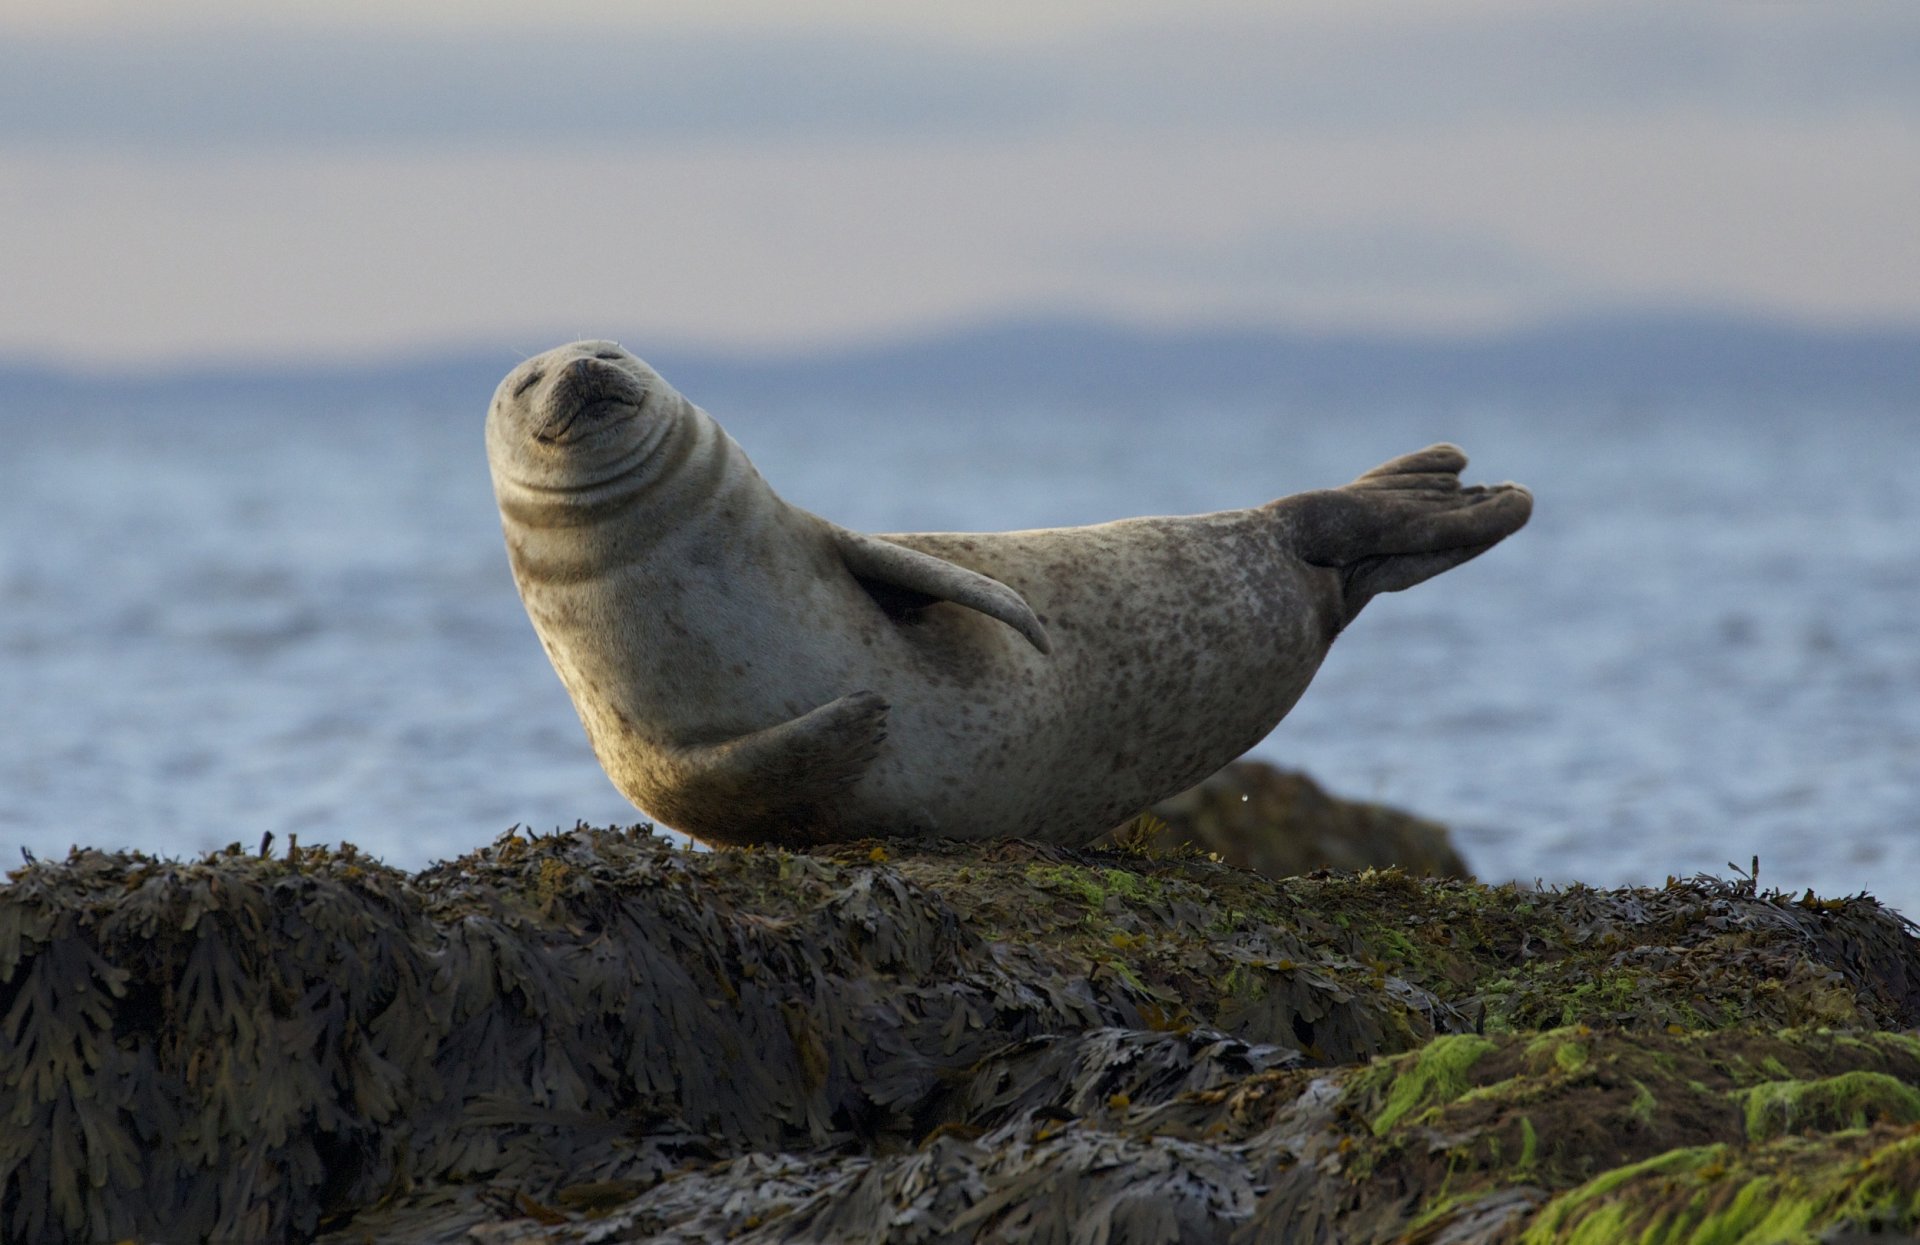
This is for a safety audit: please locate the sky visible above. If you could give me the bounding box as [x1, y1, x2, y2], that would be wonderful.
[1, 0, 1916, 366]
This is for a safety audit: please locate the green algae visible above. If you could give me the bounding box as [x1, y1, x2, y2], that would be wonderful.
[1520, 1144, 1727, 1244]
[1627, 1078, 1658, 1125]
[1369, 1034, 1500, 1134]
[1309, 1025, 1920, 1245]
[1520, 1130, 1920, 1245]
[1738, 1070, 1920, 1141]
[1024, 862, 1166, 910]
[1520, 1030, 1590, 1076]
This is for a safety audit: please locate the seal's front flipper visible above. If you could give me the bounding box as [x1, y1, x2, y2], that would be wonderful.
[832, 527, 1053, 654]
[655, 690, 890, 845]
[1285, 443, 1533, 618]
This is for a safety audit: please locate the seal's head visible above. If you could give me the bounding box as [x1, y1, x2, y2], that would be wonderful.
[486, 340, 676, 491]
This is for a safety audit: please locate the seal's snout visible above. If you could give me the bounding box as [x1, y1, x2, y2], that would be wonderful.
[534, 355, 646, 444]
[557, 354, 635, 402]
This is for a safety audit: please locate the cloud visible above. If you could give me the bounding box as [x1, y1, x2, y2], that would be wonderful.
[1, 8, 1915, 150]
[1063, 8, 1920, 132]
[0, 29, 1056, 149]
[7, 112, 1910, 366]
[2, 6, 1914, 361]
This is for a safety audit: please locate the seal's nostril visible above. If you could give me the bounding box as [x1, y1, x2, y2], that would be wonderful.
[569, 357, 597, 380]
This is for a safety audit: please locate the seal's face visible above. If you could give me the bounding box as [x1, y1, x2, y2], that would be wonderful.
[487, 340, 663, 489]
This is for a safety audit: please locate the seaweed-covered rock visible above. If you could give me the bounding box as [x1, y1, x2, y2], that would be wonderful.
[1117, 760, 1471, 880]
[2, 827, 1917, 1242]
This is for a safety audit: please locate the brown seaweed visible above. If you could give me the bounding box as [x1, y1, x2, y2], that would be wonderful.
[3, 826, 1918, 1242]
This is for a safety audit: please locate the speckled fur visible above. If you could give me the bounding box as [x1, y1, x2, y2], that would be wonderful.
[487, 341, 1532, 848]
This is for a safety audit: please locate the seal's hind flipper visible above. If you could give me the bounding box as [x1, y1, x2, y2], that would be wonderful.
[832, 528, 1053, 654]
[1285, 443, 1532, 617]
[654, 690, 891, 845]
[1349, 443, 1472, 489]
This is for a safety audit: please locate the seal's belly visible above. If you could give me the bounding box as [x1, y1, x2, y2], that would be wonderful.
[843, 518, 1336, 841]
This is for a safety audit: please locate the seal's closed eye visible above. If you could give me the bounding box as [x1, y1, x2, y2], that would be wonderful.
[512, 370, 543, 398]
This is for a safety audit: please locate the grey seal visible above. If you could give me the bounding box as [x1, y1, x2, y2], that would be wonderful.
[486, 340, 1532, 848]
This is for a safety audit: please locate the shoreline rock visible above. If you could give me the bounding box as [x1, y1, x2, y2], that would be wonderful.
[3, 825, 1917, 1242]
[1117, 759, 1471, 880]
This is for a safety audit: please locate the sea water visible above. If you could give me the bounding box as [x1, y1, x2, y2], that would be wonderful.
[2, 376, 1916, 916]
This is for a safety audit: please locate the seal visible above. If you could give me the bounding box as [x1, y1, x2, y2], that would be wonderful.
[487, 340, 1532, 848]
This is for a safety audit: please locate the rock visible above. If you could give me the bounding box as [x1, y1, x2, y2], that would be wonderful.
[3, 826, 1918, 1242]
[1115, 759, 1471, 879]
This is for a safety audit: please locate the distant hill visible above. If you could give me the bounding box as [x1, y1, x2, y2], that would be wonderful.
[4, 312, 1916, 413]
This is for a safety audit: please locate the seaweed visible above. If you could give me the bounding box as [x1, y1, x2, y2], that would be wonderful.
[3, 826, 1918, 1242]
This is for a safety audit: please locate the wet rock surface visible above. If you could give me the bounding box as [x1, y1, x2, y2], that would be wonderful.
[4, 826, 1918, 1242]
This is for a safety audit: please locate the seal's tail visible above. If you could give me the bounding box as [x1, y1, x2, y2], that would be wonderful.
[1287, 443, 1533, 617]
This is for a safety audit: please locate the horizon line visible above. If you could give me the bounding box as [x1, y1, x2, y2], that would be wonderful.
[7, 305, 1920, 383]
